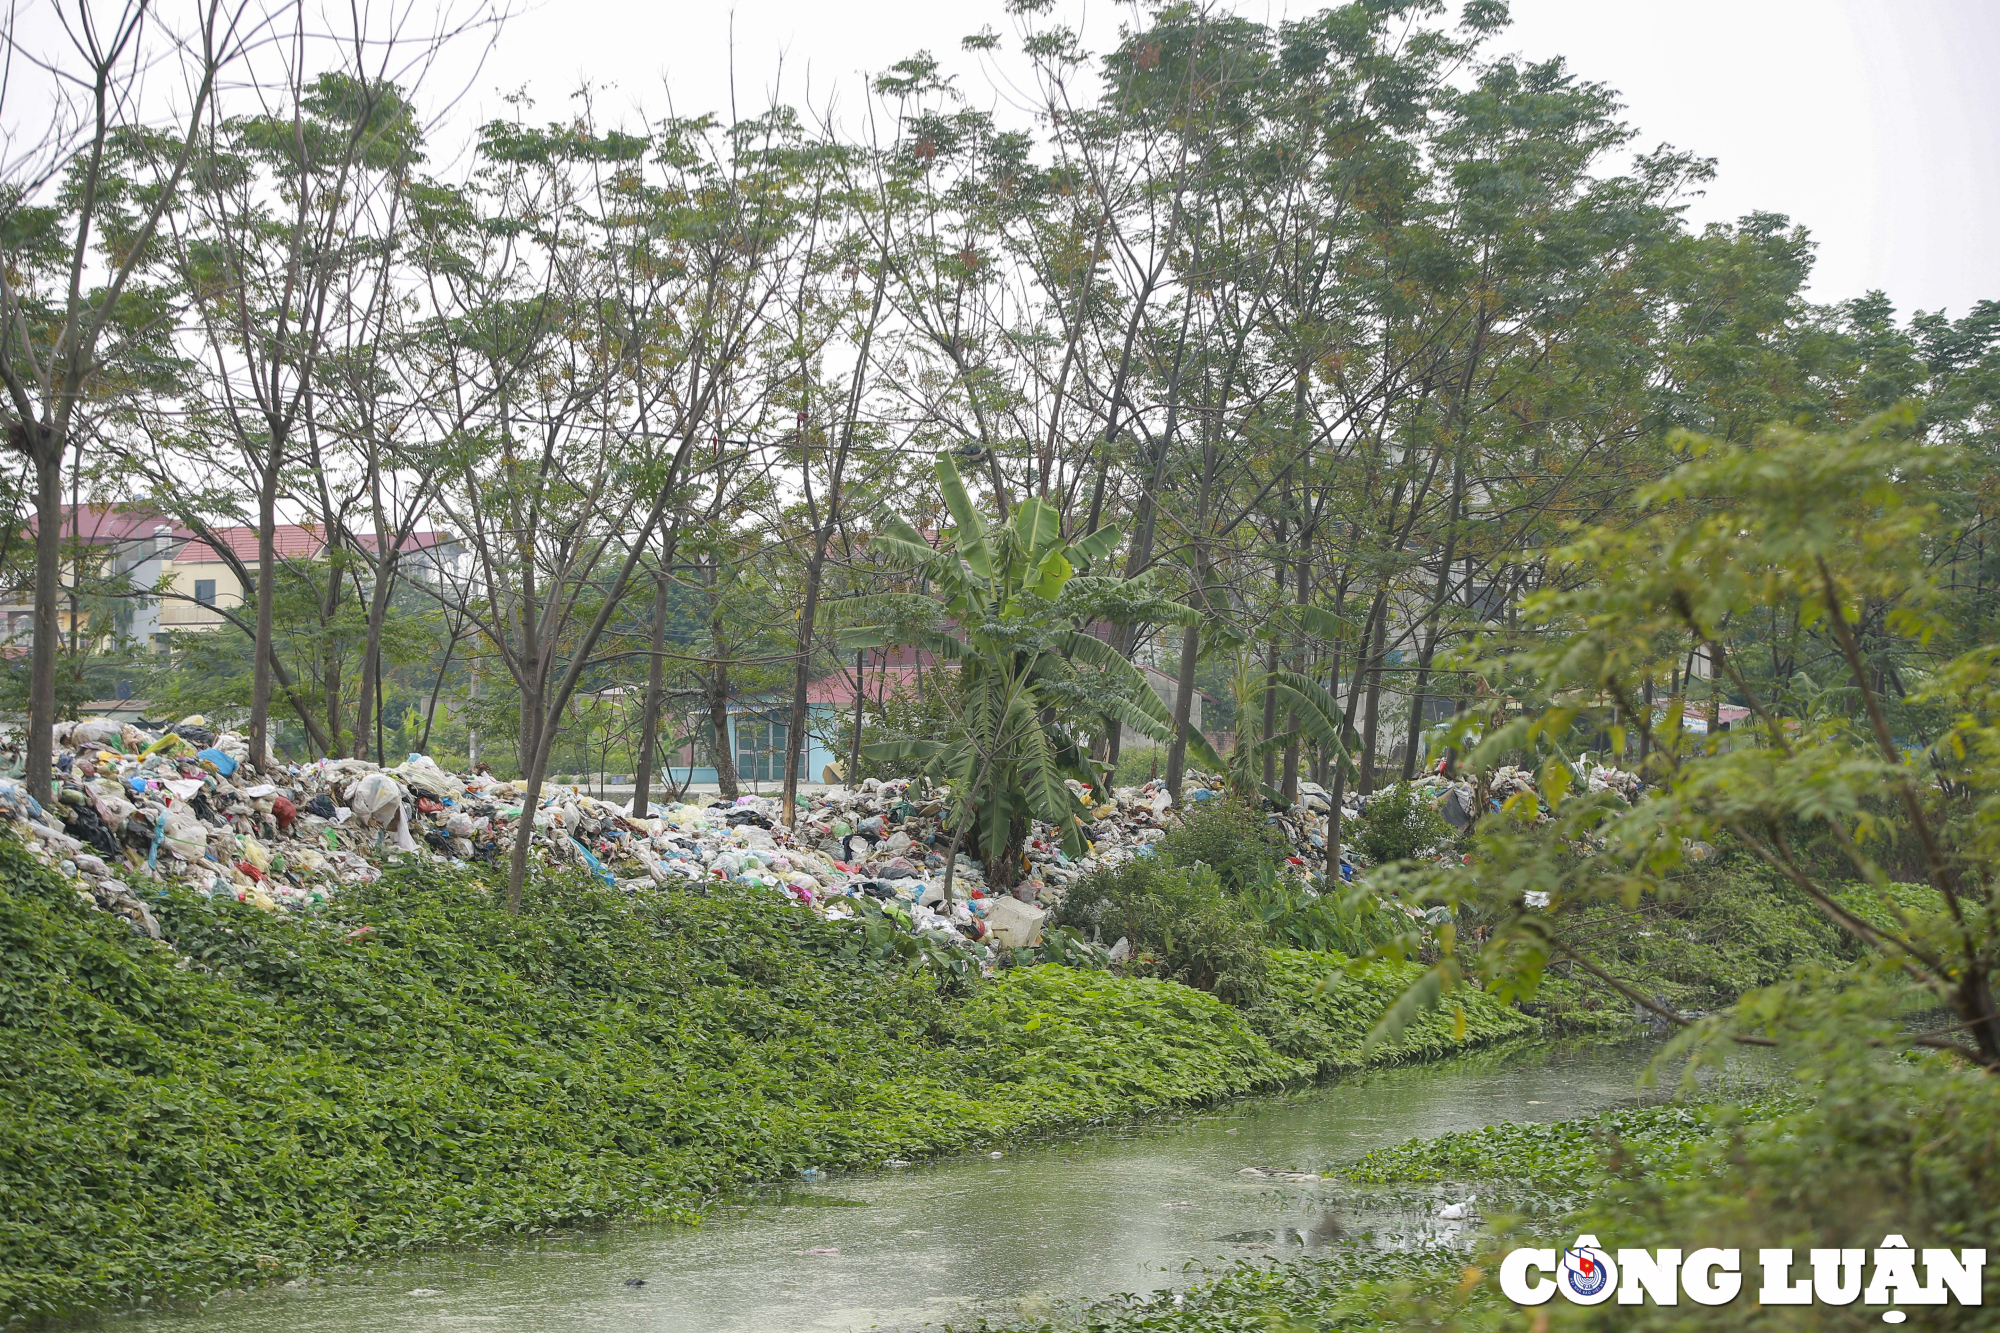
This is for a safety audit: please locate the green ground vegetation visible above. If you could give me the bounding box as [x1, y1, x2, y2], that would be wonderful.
[1, 835, 1525, 1326]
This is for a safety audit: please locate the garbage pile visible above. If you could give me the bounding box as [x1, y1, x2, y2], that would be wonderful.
[1271, 757, 1646, 874]
[0, 716, 1190, 957]
[3, 714, 1641, 955]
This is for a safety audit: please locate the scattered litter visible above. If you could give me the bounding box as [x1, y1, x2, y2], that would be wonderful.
[5, 716, 1638, 972]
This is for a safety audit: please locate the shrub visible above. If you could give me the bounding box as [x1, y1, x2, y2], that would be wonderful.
[1240, 875, 1402, 957]
[1111, 744, 1168, 787]
[1155, 794, 1290, 891]
[1353, 781, 1452, 866]
[1051, 857, 1270, 1005]
[1243, 949, 1539, 1077]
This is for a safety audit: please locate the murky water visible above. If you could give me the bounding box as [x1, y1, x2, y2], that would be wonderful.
[110, 1038, 1685, 1333]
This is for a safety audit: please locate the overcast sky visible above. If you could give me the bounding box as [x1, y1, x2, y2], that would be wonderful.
[445, 0, 2000, 320]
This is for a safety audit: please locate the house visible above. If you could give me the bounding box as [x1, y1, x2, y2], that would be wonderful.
[0, 504, 191, 650]
[654, 659, 940, 790]
[160, 525, 459, 633]
[160, 525, 328, 630]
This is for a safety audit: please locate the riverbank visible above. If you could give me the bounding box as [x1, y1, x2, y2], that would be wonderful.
[0, 838, 1532, 1326]
[88, 1037, 1663, 1333]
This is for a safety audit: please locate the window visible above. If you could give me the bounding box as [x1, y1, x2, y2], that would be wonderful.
[733, 715, 794, 784]
[194, 579, 216, 607]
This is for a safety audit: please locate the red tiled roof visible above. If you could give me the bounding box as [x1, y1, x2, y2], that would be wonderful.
[175, 525, 328, 564]
[804, 663, 952, 707]
[355, 530, 452, 556]
[174, 525, 451, 564]
[29, 504, 191, 544]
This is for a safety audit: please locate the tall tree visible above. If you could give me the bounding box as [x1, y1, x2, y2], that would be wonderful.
[0, 0, 264, 795]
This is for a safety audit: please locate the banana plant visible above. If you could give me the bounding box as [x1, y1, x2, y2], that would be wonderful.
[1213, 653, 1360, 884]
[1216, 651, 1358, 805]
[835, 454, 1190, 894]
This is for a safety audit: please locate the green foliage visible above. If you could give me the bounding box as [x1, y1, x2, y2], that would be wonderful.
[834, 663, 966, 785]
[1242, 950, 1539, 1078]
[1208, 654, 1357, 810]
[1057, 799, 1412, 1002]
[1007, 1249, 1494, 1333]
[1556, 1043, 2000, 1331]
[845, 455, 1186, 886]
[1313, 418, 2000, 1328]
[1111, 744, 1169, 787]
[0, 829, 1541, 1324]
[1154, 794, 1291, 891]
[1353, 781, 1452, 867]
[1514, 861, 1861, 1029]
[1052, 857, 1271, 1005]
[1346, 1094, 1800, 1196]
[1240, 877, 1406, 960]
[1358, 421, 2000, 1066]
[0, 844, 982, 1322]
[965, 965, 1300, 1114]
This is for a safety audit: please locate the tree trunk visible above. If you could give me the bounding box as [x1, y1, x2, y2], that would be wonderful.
[982, 803, 1031, 891]
[417, 634, 455, 753]
[1359, 590, 1388, 795]
[1640, 673, 1654, 765]
[1401, 452, 1465, 781]
[781, 544, 828, 826]
[24, 438, 62, 799]
[632, 567, 670, 820]
[324, 652, 344, 758]
[1281, 555, 1308, 804]
[320, 558, 345, 758]
[1261, 636, 1280, 787]
[708, 664, 738, 800]
[847, 650, 866, 782]
[1261, 537, 1284, 787]
[248, 466, 279, 771]
[1165, 617, 1201, 798]
[1104, 626, 1130, 770]
[506, 688, 545, 912]
[698, 559, 740, 801]
[354, 572, 395, 762]
[1325, 665, 1347, 879]
[1400, 650, 1435, 783]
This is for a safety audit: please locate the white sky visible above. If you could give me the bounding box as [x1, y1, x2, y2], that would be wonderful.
[444, 0, 2000, 320]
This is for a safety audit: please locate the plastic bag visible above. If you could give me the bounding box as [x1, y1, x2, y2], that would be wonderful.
[346, 772, 406, 826]
[74, 718, 124, 748]
[161, 810, 207, 861]
[391, 754, 466, 800]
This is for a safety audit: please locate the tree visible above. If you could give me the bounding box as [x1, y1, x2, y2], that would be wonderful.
[1369, 416, 2000, 1070]
[425, 104, 808, 909]
[0, 0, 265, 797]
[845, 454, 1179, 893]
